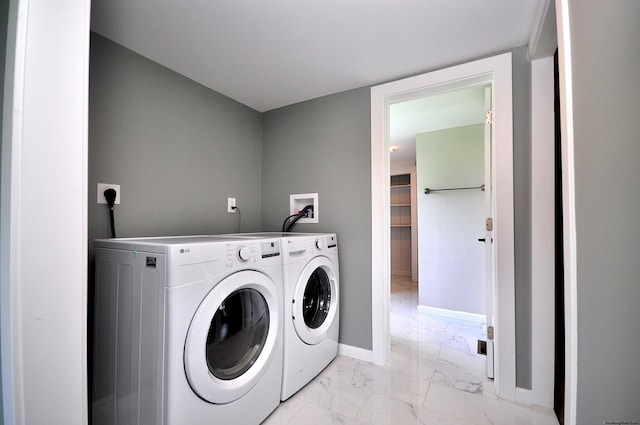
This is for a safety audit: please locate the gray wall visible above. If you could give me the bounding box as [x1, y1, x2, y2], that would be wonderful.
[89, 33, 263, 251]
[261, 48, 534, 384]
[88, 34, 535, 387]
[260, 49, 533, 366]
[567, 1, 640, 423]
[261, 88, 373, 350]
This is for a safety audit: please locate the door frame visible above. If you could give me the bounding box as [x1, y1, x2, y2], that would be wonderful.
[370, 52, 517, 401]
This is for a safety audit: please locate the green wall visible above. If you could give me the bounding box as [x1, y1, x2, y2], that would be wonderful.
[416, 124, 486, 315]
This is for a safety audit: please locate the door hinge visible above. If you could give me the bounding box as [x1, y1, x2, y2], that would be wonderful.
[487, 325, 494, 341]
[486, 218, 493, 232]
[485, 110, 493, 125]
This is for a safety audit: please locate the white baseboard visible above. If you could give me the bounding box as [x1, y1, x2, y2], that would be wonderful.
[417, 305, 486, 324]
[515, 387, 532, 406]
[337, 343, 374, 363]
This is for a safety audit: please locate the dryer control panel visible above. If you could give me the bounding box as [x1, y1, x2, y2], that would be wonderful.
[260, 241, 281, 259]
[315, 234, 338, 252]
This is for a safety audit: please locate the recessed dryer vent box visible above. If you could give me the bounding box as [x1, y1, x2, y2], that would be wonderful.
[290, 193, 318, 224]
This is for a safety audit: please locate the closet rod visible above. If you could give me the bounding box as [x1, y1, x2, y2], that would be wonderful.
[424, 184, 485, 195]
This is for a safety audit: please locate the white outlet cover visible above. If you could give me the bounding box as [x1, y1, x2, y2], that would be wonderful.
[97, 183, 121, 204]
[227, 197, 236, 213]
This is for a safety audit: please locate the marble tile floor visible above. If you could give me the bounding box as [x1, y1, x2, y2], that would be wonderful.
[263, 275, 559, 425]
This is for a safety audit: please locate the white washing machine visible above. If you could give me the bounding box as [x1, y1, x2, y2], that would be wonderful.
[91, 235, 283, 425]
[217, 232, 340, 401]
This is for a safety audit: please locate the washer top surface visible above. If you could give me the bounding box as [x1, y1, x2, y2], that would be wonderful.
[95, 235, 251, 246]
[95, 234, 283, 287]
[215, 232, 324, 239]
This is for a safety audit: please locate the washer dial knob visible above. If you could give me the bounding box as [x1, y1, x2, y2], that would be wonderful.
[237, 246, 252, 262]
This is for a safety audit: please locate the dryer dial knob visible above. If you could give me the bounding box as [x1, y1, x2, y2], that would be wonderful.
[237, 246, 252, 262]
[315, 238, 324, 250]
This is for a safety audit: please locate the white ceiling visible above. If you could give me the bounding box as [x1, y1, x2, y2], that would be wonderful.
[90, 0, 544, 113]
[389, 86, 487, 165]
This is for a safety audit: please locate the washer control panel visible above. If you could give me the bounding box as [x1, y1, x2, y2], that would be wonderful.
[237, 246, 253, 262]
[260, 240, 281, 259]
[228, 240, 281, 266]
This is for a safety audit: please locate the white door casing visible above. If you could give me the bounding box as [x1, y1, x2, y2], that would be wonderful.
[371, 52, 516, 401]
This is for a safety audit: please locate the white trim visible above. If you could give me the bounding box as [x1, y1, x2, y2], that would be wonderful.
[529, 0, 550, 57]
[528, 0, 557, 60]
[371, 53, 516, 401]
[2, 1, 29, 423]
[515, 387, 533, 406]
[530, 56, 556, 409]
[1, 1, 92, 423]
[337, 344, 373, 363]
[556, 1, 578, 424]
[371, 83, 391, 366]
[417, 306, 486, 325]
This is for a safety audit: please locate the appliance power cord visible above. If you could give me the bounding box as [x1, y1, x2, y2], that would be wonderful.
[104, 188, 117, 238]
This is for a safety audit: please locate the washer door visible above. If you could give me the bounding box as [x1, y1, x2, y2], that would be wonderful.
[184, 270, 279, 404]
[292, 256, 338, 345]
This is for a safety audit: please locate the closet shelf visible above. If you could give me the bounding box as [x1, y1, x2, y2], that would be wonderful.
[390, 184, 411, 190]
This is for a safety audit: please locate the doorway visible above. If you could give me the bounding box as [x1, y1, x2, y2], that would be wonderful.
[371, 52, 517, 400]
[389, 88, 491, 388]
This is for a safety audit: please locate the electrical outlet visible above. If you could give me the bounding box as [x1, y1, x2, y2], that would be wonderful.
[97, 183, 121, 204]
[227, 197, 236, 213]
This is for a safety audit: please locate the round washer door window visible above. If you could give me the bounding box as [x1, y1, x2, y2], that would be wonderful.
[292, 256, 338, 345]
[206, 288, 269, 380]
[184, 270, 280, 404]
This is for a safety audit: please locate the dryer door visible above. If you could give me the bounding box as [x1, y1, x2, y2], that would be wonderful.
[292, 256, 339, 345]
[184, 270, 280, 404]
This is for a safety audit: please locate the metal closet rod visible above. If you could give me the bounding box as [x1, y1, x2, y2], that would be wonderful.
[424, 184, 485, 194]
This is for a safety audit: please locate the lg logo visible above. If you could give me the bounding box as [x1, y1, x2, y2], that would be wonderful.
[179, 248, 191, 254]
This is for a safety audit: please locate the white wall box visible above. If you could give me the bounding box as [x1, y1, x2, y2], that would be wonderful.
[289, 193, 318, 224]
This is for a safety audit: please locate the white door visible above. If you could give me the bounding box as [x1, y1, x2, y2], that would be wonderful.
[483, 86, 495, 378]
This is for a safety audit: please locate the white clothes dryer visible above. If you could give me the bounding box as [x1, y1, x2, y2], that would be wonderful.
[91, 235, 283, 425]
[217, 232, 340, 401]
[280, 233, 339, 400]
